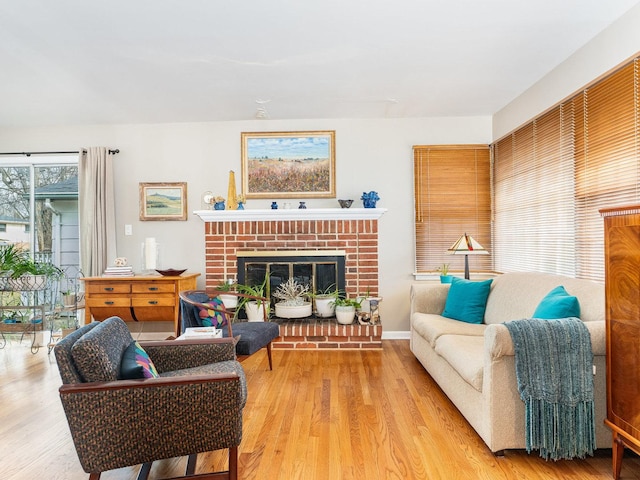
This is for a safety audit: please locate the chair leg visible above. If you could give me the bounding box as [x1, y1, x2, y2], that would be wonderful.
[229, 446, 238, 480]
[137, 462, 152, 480]
[89, 473, 101, 480]
[266, 342, 273, 370]
[186, 454, 197, 475]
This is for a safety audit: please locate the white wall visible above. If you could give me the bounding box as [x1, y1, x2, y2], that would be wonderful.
[493, 2, 640, 140]
[0, 116, 492, 333]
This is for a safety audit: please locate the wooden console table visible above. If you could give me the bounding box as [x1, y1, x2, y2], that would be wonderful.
[82, 273, 199, 337]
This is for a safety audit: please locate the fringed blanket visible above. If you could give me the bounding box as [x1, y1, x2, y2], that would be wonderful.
[504, 317, 596, 460]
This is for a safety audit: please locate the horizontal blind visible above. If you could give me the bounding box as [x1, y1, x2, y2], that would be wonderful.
[493, 56, 640, 282]
[574, 60, 639, 282]
[493, 106, 576, 275]
[413, 145, 491, 274]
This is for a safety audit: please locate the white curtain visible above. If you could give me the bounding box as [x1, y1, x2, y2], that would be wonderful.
[78, 147, 117, 277]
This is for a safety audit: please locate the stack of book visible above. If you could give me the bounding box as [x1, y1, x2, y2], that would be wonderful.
[177, 326, 222, 340]
[102, 265, 134, 277]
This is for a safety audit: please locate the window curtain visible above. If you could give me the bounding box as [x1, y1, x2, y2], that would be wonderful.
[78, 147, 116, 277]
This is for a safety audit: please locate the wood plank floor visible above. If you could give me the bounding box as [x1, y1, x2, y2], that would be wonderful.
[1, 336, 640, 479]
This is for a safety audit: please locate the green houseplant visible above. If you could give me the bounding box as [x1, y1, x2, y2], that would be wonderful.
[332, 296, 363, 325]
[309, 283, 340, 318]
[437, 263, 453, 284]
[236, 272, 270, 321]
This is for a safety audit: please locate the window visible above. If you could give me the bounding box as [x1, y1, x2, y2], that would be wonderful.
[413, 145, 492, 276]
[492, 57, 640, 282]
[0, 224, 6, 233]
[0, 155, 79, 270]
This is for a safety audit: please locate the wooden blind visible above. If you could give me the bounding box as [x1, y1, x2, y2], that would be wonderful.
[493, 57, 640, 282]
[493, 105, 576, 275]
[413, 145, 491, 274]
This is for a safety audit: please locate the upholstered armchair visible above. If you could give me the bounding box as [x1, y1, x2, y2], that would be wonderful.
[54, 316, 246, 480]
[179, 289, 280, 370]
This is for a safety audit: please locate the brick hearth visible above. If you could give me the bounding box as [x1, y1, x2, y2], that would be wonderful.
[273, 318, 382, 349]
[195, 208, 386, 349]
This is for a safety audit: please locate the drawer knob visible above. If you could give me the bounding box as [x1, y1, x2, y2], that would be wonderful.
[104, 301, 114, 305]
[148, 301, 158, 305]
[148, 287, 159, 291]
[104, 287, 114, 291]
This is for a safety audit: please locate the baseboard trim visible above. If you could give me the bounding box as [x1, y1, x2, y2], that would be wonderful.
[381, 331, 410, 340]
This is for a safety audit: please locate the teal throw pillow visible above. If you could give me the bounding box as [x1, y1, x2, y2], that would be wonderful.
[120, 340, 159, 379]
[532, 285, 580, 319]
[442, 277, 493, 324]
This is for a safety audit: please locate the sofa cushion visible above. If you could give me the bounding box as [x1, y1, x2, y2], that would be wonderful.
[532, 285, 581, 319]
[442, 277, 493, 324]
[434, 334, 485, 392]
[70, 317, 134, 383]
[412, 313, 486, 347]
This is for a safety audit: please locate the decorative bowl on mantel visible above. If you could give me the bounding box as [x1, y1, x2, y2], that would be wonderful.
[338, 199, 353, 208]
[155, 268, 187, 276]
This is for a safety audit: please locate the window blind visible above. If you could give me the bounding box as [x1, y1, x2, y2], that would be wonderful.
[493, 57, 640, 282]
[413, 145, 491, 274]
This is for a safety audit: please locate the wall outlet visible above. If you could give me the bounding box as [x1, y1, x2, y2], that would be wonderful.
[124, 224, 133, 236]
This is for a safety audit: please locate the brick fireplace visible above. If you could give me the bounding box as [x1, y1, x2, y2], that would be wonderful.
[195, 208, 386, 349]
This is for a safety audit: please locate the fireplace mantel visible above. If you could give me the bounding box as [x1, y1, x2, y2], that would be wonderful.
[194, 207, 387, 222]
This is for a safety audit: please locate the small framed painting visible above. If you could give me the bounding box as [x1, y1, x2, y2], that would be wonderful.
[139, 182, 188, 221]
[241, 130, 336, 198]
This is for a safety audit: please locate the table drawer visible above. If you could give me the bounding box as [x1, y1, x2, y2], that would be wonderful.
[85, 297, 132, 308]
[87, 283, 131, 294]
[132, 295, 175, 308]
[132, 283, 176, 294]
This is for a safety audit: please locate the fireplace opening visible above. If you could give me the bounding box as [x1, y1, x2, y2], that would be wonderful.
[237, 250, 346, 318]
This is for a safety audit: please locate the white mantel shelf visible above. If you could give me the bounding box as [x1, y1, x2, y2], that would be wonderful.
[194, 208, 387, 222]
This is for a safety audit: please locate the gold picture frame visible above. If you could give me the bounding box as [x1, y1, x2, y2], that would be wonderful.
[139, 182, 188, 221]
[241, 130, 336, 199]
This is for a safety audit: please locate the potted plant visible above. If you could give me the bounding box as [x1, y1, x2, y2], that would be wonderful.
[6, 254, 62, 291]
[437, 263, 453, 284]
[332, 296, 363, 325]
[237, 273, 270, 321]
[216, 279, 239, 309]
[310, 283, 340, 318]
[273, 277, 312, 318]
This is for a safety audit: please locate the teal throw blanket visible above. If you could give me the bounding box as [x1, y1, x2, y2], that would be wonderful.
[504, 317, 595, 460]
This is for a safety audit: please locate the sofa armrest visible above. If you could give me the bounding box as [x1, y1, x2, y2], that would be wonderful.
[410, 283, 450, 316]
[141, 337, 237, 373]
[485, 320, 606, 360]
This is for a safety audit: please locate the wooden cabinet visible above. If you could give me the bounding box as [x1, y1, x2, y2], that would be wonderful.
[601, 205, 640, 479]
[82, 273, 199, 337]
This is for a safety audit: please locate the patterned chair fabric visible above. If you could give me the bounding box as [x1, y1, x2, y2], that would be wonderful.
[54, 316, 246, 479]
[179, 290, 280, 370]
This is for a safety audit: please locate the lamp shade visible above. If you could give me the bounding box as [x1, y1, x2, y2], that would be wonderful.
[447, 233, 489, 255]
[447, 233, 489, 280]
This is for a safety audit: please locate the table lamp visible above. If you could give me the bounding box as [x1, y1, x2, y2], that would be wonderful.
[447, 233, 489, 279]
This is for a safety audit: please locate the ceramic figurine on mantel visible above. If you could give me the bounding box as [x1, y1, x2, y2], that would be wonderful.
[236, 194, 246, 210]
[361, 191, 380, 208]
[227, 171, 239, 210]
[299, 201, 306, 209]
[213, 196, 225, 210]
[271, 201, 278, 209]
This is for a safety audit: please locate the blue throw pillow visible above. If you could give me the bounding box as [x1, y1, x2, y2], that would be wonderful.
[532, 285, 580, 319]
[442, 277, 493, 324]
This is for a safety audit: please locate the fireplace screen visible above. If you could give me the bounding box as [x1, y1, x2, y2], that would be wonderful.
[237, 251, 346, 308]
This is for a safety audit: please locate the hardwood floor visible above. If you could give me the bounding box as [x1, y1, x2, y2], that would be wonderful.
[1, 336, 640, 479]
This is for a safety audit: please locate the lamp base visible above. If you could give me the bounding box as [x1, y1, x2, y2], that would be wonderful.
[464, 255, 470, 280]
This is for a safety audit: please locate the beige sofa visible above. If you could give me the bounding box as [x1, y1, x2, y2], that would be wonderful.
[409, 272, 609, 454]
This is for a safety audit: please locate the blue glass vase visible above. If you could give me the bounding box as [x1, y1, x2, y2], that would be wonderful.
[361, 191, 380, 208]
[214, 201, 225, 210]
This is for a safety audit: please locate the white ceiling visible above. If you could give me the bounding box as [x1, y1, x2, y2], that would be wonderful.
[1, 0, 639, 128]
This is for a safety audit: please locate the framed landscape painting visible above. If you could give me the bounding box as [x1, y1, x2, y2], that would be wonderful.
[241, 130, 336, 198]
[139, 182, 188, 221]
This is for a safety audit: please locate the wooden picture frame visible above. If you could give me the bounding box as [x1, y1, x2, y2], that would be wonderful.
[139, 182, 188, 221]
[241, 130, 336, 199]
